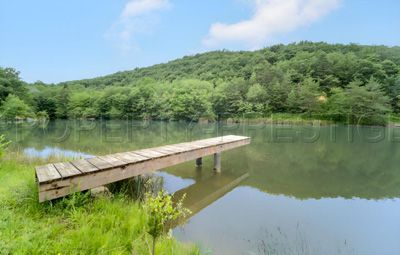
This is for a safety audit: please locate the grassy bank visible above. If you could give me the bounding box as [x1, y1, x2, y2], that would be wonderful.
[230, 113, 400, 126]
[226, 113, 332, 126]
[0, 155, 199, 255]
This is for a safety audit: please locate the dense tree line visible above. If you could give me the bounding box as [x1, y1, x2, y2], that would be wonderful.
[1, 42, 400, 124]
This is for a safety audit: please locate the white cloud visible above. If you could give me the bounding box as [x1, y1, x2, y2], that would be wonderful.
[106, 0, 171, 52]
[203, 0, 341, 49]
[121, 0, 170, 19]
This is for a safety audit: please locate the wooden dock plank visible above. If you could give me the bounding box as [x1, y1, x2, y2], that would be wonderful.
[163, 145, 190, 152]
[36, 164, 61, 183]
[54, 162, 81, 178]
[194, 140, 220, 147]
[71, 159, 98, 173]
[151, 145, 185, 155]
[133, 149, 166, 158]
[98, 155, 127, 167]
[126, 152, 149, 160]
[87, 157, 114, 170]
[112, 152, 148, 164]
[172, 142, 204, 151]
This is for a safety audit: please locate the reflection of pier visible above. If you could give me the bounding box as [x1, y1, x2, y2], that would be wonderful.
[172, 173, 249, 224]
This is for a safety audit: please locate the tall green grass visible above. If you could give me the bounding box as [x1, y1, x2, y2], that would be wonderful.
[0, 156, 199, 255]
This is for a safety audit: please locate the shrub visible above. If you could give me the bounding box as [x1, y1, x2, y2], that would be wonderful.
[144, 190, 191, 255]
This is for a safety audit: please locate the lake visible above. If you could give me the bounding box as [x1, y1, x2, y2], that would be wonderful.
[2, 120, 400, 255]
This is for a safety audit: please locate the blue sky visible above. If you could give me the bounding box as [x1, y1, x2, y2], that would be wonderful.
[0, 0, 399, 83]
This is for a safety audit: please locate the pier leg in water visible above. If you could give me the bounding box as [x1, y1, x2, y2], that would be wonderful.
[195, 157, 203, 168]
[214, 153, 221, 172]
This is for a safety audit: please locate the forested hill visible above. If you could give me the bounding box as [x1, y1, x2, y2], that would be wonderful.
[1, 42, 400, 124]
[60, 42, 400, 88]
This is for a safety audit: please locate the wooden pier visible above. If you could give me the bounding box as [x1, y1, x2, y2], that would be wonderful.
[36, 135, 251, 202]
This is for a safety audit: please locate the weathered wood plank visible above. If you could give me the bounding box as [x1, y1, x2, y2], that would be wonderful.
[194, 140, 220, 147]
[126, 152, 149, 160]
[163, 145, 190, 153]
[112, 152, 148, 164]
[54, 162, 81, 178]
[87, 157, 114, 170]
[70, 159, 98, 173]
[133, 149, 166, 158]
[36, 164, 61, 183]
[151, 145, 185, 155]
[98, 155, 127, 167]
[172, 142, 204, 151]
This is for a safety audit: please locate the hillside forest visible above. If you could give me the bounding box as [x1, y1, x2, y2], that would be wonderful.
[1, 42, 400, 124]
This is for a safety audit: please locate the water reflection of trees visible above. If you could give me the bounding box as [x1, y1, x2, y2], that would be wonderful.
[2, 121, 399, 200]
[243, 125, 400, 200]
[2, 121, 225, 155]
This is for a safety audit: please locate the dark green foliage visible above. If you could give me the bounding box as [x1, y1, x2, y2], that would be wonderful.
[0, 68, 28, 103]
[1, 42, 400, 124]
[35, 95, 57, 119]
[56, 85, 70, 119]
[287, 77, 323, 114]
[327, 79, 391, 124]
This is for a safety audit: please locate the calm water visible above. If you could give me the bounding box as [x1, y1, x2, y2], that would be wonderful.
[2, 120, 400, 255]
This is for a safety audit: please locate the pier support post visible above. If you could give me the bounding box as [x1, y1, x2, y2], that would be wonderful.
[213, 153, 221, 172]
[195, 157, 203, 167]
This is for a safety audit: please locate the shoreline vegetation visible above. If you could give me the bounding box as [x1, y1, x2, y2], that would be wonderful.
[0, 153, 200, 255]
[0, 42, 399, 126]
[2, 112, 400, 127]
[240, 113, 400, 127]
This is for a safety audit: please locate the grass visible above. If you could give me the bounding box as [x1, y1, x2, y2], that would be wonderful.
[236, 112, 400, 126]
[0, 154, 199, 255]
[389, 114, 400, 125]
[234, 113, 333, 125]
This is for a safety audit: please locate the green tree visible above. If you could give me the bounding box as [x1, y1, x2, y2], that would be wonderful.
[354, 59, 386, 83]
[127, 80, 159, 119]
[265, 79, 291, 112]
[167, 80, 213, 121]
[0, 67, 28, 103]
[349, 79, 391, 123]
[382, 59, 399, 77]
[68, 92, 98, 118]
[56, 85, 70, 119]
[328, 79, 391, 123]
[326, 52, 359, 86]
[0, 94, 32, 120]
[389, 76, 400, 112]
[212, 78, 250, 119]
[287, 78, 322, 114]
[246, 83, 269, 114]
[35, 94, 57, 119]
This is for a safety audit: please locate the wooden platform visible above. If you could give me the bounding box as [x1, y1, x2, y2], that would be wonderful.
[36, 135, 251, 202]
